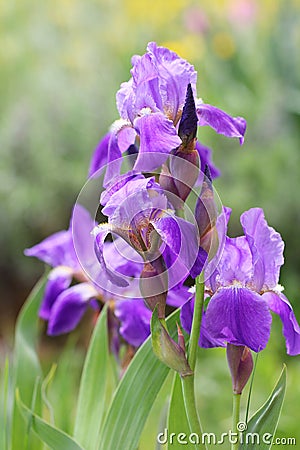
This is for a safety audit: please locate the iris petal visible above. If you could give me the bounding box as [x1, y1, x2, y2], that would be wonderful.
[115, 298, 151, 347]
[263, 291, 300, 356]
[39, 267, 73, 320]
[240, 208, 284, 290]
[196, 101, 247, 144]
[205, 286, 272, 352]
[133, 112, 181, 171]
[47, 283, 97, 335]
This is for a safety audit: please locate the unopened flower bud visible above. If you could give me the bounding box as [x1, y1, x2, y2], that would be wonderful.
[226, 344, 253, 394]
[195, 165, 218, 257]
[151, 306, 193, 377]
[178, 83, 198, 147]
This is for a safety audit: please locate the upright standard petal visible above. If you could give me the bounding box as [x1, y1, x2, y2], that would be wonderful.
[196, 101, 247, 144]
[205, 286, 272, 352]
[47, 283, 98, 335]
[240, 208, 284, 291]
[133, 112, 181, 171]
[263, 291, 300, 356]
[88, 132, 111, 178]
[153, 215, 205, 276]
[147, 42, 197, 121]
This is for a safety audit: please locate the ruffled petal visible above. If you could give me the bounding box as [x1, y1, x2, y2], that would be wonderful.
[205, 286, 272, 352]
[47, 283, 97, 335]
[133, 112, 181, 171]
[131, 53, 162, 112]
[240, 208, 284, 290]
[147, 42, 197, 121]
[115, 298, 151, 347]
[196, 101, 247, 145]
[263, 291, 300, 356]
[102, 175, 156, 218]
[214, 236, 252, 286]
[39, 267, 73, 320]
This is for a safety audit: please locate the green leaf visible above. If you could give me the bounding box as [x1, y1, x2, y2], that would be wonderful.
[239, 365, 287, 450]
[98, 309, 180, 450]
[166, 373, 195, 450]
[74, 304, 113, 450]
[11, 274, 47, 450]
[16, 390, 83, 450]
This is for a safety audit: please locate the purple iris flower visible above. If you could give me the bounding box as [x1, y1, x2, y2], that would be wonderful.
[181, 207, 300, 356]
[25, 204, 189, 346]
[89, 42, 246, 181]
[24, 205, 99, 335]
[93, 173, 207, 289]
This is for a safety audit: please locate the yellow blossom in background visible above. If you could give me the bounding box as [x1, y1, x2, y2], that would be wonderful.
[124, 0, 187, 27]
[161, 35, 205, 64]
[212, 31, 236, 60]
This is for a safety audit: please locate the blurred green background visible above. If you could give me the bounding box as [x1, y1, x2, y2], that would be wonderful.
[1, 0, 300, 446]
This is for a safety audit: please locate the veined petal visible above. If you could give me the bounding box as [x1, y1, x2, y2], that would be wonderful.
[115, 298, 151, 347]
[47, 283, 97, 335]
[180, 297, 226, 348]
[93, 224, 129, 287]
[131, 53, 163, 112]
[196, 101, 247, 145]
[205, 286, 272, 352]
[263, 291, 300, 356]
[215, 236, 253, 286]
[147, 42, 197, 121]
[102, 175, 156, 218]
[39, 267, 73, 320]
[240, 208, 284, 290]
[133, 112, 181, 171]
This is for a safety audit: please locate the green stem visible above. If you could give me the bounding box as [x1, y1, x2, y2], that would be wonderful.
[188, 272, 204, 371]
[232, 393, 241, 450]
[180, 272, 207, 449]
[181, 376, 206, 450]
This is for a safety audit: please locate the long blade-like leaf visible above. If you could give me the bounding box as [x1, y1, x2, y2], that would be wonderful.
[16, 390, 83, 450]
[239, 365, 287, 450]
[98, 309, 180, 450]
[11, 274, 47, 450]
[74, 304, 112, 449]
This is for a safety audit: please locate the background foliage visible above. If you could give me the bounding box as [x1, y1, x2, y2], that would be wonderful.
[1, 0, 300, 447]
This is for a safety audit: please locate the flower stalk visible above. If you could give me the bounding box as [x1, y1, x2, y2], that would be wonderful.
[232, 393, 241, 450]
[181, 271, 206, 449]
